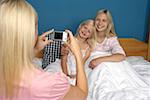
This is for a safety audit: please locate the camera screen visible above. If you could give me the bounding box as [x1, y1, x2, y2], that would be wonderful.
[54, 32, 63, 39]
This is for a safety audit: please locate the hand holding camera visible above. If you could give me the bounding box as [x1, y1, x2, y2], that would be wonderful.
[42, 29, 68, 68]
[64, 30, 81, 58]
[48, 29, 68, 43]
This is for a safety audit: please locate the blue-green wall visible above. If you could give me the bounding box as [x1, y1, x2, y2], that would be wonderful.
[28, 0, 150, 42]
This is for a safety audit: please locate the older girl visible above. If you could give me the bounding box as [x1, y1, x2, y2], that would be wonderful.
[0, 0, 87, 100]
[87, 9, 150, 99]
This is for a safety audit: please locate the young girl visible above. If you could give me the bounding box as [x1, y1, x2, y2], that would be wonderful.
[86, 9, 150, 99]
[60, 19, 97, 85]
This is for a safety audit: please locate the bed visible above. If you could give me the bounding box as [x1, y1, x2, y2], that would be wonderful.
[34, 38, 150, 100]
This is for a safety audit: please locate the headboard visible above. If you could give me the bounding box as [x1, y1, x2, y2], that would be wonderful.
[119, 38, 149, 60]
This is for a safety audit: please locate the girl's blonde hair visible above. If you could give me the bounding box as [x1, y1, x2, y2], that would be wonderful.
[0, 0, 37, 98]
[76, 19, 97, 50]
[95, 9, 116, 37]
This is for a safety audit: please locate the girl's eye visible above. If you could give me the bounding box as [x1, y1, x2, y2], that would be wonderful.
[102, 19, 108, 22]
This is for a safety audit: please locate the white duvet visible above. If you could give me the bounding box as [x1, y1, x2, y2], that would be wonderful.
[85, 51, 150, 100]
[33, 53, 150, 100]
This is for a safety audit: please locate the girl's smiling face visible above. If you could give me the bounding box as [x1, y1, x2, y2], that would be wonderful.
[78, 22, 94, 39]
[95, 13, 109, 32]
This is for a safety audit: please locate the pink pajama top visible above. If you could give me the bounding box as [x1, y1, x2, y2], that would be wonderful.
[94, 36, 126, 55]
[0, 68, 70, 100]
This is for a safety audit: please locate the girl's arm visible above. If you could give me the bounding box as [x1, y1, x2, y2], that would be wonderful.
[61, 56, 68, 75]
[89, 53, 125, 69]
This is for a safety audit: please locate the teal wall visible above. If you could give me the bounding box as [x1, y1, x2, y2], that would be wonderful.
[28, 0, 150, 41]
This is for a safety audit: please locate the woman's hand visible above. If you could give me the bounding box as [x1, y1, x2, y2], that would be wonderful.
[34, 29, 54, 55]
[65, 30, 81, 57]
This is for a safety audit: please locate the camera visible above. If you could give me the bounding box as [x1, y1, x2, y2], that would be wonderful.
[50, 31, 68, 43]
[42, 30, 68, 68]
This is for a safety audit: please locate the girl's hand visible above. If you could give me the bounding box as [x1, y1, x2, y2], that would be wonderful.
[89, 58, 101, 69]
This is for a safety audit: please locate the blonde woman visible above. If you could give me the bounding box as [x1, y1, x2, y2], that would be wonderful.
[0, 0, 87, 100]
[60, 19, 96, 85]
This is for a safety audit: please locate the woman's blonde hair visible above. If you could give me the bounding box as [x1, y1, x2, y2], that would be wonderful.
[0, 0, 37, 98]
[76, 19, 97, 49]
[95, 9, 116, 37]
